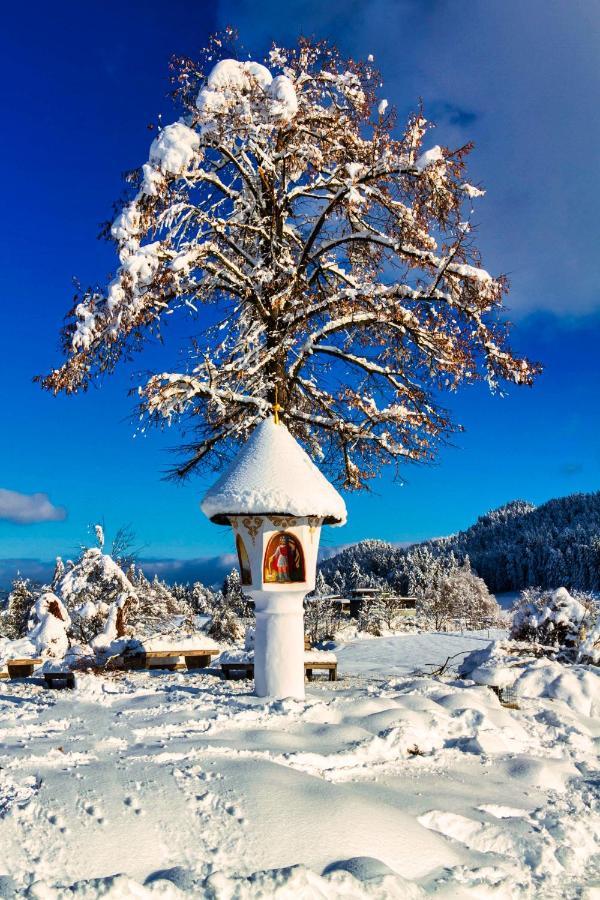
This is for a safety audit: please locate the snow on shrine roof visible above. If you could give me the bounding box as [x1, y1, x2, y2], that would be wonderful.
[201, 417, 347, 526]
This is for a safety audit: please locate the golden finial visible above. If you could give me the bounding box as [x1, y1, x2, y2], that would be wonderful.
[273, 385, 283, 425]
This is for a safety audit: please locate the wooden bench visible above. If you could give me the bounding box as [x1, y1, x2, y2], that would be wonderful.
[221, 661, 255, 680]
[221, 659, 338, 682]
[44, 671, 75, 690]
[6, 658, 43, 679]
[305, 660, 337, 682]
[122, 648, 220, 672]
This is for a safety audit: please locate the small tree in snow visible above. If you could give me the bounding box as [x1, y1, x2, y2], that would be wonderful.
[206, 592, 244, 643]
[1, 577, 38, 639]
[40, 31, 539, 488]
[305, 571, 340, 643]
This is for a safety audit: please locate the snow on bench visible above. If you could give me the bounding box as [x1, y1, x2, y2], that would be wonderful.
[120, 636, 222, 672]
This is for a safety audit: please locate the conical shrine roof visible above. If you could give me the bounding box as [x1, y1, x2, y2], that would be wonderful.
[201, 417, 347, 526]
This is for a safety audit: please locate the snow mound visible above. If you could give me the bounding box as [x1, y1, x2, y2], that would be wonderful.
[0, 636, 38, 666]
[460, 640, 600, 716]
[578, 620, 600, 664]
[201, 417, 347, 525]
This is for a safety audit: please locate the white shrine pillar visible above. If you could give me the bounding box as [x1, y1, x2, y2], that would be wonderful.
[201, 416, 346, 701]
[253, 592, 305, 698]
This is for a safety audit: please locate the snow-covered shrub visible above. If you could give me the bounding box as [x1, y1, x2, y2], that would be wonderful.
[510, 587, 596, 655]
[460, 639, 600, 716]
[28, 592, 71, 658]
[578, 621, 600, 665]
[58, 545, 136, 644]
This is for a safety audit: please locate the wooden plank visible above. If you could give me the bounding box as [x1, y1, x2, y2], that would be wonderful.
[7, 658, 43, 665]
[303, 661, 336, 670]
[141, 649, 220, 659]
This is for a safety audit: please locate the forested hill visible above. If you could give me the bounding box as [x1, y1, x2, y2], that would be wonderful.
[320, 491, 600, 594]
[431, 492, 600, 592]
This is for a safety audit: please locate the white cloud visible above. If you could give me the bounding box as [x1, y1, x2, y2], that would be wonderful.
[0, 489, 67, 525]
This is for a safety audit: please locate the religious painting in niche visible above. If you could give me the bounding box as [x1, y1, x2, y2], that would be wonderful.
[236, 534, 252, 585]
[263, 532, 305, 583]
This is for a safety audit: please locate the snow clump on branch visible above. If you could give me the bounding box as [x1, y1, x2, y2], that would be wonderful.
[196, 58, 298, 127]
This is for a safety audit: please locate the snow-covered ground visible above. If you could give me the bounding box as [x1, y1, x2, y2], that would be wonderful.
[0, 631, 598, 898]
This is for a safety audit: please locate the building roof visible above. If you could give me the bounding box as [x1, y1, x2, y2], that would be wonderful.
[201, 417, 347, 526]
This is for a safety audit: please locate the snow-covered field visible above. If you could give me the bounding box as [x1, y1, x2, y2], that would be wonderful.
[0, 631, 598, 898]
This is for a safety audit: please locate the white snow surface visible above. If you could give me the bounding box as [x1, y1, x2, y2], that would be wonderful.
[201, 417, 347, 525]
[0, 629, 598, 897]
[460, 639, 600, 716]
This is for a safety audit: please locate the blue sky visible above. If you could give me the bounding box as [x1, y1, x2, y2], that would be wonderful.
[1, 0, 599, 582]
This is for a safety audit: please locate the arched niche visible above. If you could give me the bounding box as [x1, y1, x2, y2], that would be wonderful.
[263, 531, 305, 584]
[236, 533, 252, 585]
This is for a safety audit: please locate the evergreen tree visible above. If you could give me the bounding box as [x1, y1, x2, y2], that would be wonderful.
[1, 577, 37, 639]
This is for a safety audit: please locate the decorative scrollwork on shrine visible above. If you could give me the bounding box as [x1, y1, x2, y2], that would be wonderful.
[268, 515, 298, 530]
[241, 516, 263, 542]
[307, 516, 321, 541]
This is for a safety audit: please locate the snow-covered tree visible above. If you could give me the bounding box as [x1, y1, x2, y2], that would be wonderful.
[125, 571, 193, 637]
[305, 571, 340, 643]
[186, 580, 217, 615]
[404, 547, 499, 630]
[0, 577, 38, 639]
[51, 557, 65, 590]
[206, 592, 244, 643]
[58, 546, 136, 643]
[40, 31, 538, 488]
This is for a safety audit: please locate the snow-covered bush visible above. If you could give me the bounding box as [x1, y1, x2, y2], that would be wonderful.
[127, 569, 194, 637]
[460, 639, 600, 716]
[28, 592, 71, 658]
[510, 587, 596, 655]
[206, 599, 244, 644]
[578, 621, 600, 665]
